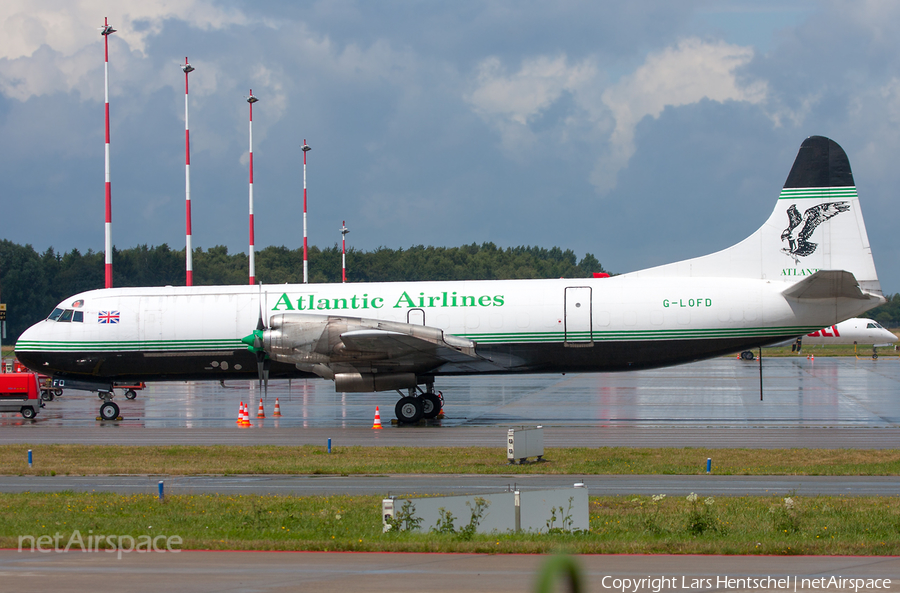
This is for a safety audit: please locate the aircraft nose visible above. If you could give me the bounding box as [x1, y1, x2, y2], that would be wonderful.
[14, 321, 50, 372]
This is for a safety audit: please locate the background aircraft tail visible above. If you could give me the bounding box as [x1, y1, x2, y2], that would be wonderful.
[629, 136, 882, 298]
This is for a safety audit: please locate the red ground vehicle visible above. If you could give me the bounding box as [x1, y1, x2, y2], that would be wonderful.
[0, 372, 43, 418]
[115, 382, 146, 400]
[12, 360, 60, 400]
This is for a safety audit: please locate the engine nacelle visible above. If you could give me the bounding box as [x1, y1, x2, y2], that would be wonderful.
[334, 372, 417, 392]
[264, 313, 337, 363]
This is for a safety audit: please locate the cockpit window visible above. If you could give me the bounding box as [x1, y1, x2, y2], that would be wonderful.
[58, 309, 74, 322]
[73, 311, 84, 323]
[867, 323, 877, 329]
[48, 308, 63, 321]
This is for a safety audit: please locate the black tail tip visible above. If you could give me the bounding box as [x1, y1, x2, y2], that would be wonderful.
[784, 136, 854, 189]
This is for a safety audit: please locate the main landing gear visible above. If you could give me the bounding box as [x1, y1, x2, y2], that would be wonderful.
[394, 382, 443, 424]
[97, 391, 120, 421]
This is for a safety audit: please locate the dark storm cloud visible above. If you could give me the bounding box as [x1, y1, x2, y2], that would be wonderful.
[1, 1, 897, 292]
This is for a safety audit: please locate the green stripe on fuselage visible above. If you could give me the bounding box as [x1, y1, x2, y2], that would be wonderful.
[14, 339, 244, 352]
[15, 326, 819, 351]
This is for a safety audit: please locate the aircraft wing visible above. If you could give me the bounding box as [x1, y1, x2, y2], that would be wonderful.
[339, 329, 480, 364]
[342, 328, 522, 373]
[262, 313, 511, 379]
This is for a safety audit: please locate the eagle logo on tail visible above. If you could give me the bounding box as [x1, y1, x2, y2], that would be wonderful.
[780, 201, 850, 264]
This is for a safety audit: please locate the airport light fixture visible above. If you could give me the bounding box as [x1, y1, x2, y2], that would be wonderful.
[183, 58, 195, 286]
[247, 91, 259, 285]
[302, 140, 311, 283]
[101, 17, 116, 289]
[340, 220, 349, 283]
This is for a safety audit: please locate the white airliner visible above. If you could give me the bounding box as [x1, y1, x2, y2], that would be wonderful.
[16, 136, 885, 422]
[738, 317, 896, 360]
[800, 317, 896, 358]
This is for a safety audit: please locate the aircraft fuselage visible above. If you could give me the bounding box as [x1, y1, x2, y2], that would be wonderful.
[15, 275, 872, 384]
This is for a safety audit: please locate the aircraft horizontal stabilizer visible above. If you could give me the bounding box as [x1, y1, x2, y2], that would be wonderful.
[781, 270, 868, 301]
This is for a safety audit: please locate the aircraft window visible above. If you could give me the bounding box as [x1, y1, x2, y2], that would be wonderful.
[73, 311, 84, 323]
[48, 308, 63, 321]
[867, 323, 877, 329]
[58, 309, 74, 322]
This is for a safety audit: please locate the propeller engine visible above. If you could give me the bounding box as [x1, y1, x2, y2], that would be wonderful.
[240, 290, 270, 396]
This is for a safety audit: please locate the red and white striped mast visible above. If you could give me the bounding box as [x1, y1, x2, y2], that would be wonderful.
[340, 221, 349, 283]
[247, 90, 259, 285]
[101, 17, 116, 289]
[182, 58, 195, 286]
[301, 140, 311, 283]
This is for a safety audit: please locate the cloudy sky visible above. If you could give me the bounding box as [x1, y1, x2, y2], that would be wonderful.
[2, 1, 899, 292]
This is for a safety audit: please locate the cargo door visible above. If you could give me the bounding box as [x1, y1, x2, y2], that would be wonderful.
[407, 309, 425, 326]
[564, 287, 592, 347]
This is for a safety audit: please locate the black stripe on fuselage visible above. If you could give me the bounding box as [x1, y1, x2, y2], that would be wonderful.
[16, 335, 795, 384]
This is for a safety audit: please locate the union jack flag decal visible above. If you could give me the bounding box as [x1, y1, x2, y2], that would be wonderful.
[98, 311, 120, 324]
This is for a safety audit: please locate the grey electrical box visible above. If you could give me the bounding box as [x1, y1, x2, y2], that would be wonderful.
[507, 426, 544, 464]
[382, 498, 395, 532]
[381, 486, 588, 534]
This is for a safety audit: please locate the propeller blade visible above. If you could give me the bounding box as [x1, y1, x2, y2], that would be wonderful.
[248, 286, 270, 393]
[255, 336, 267, 391]
[257, 287, 267, 331]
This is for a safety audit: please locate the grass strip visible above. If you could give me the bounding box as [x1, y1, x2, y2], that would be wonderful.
[751, 344, 898, 357]
[2, 445, 900, 476]
[1, 492, 898, 555]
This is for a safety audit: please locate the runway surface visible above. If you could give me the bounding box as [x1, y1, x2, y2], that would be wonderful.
[2, 551, 899, 593]
[1, 357, 898, 447]
[3, 474, 899, 497]
[2, 357, 898, 588]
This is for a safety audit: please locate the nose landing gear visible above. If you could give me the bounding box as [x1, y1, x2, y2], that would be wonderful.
[98, 391, 120, 421]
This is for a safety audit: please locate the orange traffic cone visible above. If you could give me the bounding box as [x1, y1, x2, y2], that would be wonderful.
[241, 402, 251, 426]
[372, 406, 383, 429]
[257, 397, 266, 419]
[273, 398, 282, 417]
[237, 401, 245, 424]
[810, 354, 815, 361]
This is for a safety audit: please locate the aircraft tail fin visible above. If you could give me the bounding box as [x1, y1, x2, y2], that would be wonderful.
[628, 136, 883, 298]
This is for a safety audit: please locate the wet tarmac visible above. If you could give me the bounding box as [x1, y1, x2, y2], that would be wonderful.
[4, 474, 900, 497]
[2, 356, 898, 430]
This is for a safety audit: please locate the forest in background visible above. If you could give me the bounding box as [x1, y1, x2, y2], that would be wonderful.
[3, 239, 898, 344]
[0, 240, 605, 341]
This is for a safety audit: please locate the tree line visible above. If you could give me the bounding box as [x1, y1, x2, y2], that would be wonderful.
[0, 240, 606, 341]
[4, 238, 898, 343]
